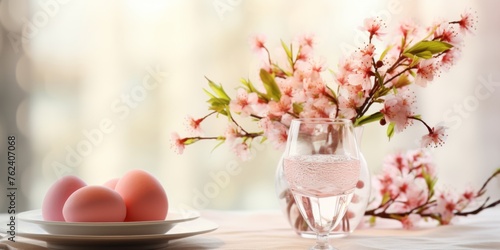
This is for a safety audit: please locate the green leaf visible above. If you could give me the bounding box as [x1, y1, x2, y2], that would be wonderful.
[374, 71, 384, 87]
[203, 88, 216, 100]
[260, 136, 268, 144]
[394, 73, 411, 88]
[369, 216, 377, 227]
[403, 51, 432, 59]
[281, 40, 294, 69]
[409, 70, 417, 78]
[259, 69, 282, 101]
[205, 77, 230, 101]
[387, 122, 395, 140]
[281, 40, 292, 59]
[381, 192, 391, 206]
[355, 112, 383, 127]
[403, 40, 453, 59]
[241, 78, 267, 101]
[379, 44, 394, 61]
[203, 77, 232, 116]
[378, 87, 391, 97]
[292, 102, 304, 115]
[205, 97, 229, 116]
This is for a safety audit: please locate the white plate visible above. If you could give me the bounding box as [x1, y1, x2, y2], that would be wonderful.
[15, 218, 218, 250]
[18, 209, 200, 235]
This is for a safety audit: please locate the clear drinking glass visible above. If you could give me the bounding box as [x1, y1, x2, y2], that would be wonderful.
[282, 118, 361, 250]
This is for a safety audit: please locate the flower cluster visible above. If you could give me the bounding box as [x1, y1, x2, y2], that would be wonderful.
[366, 149, 500, 229]
[172, 11, 476, 159]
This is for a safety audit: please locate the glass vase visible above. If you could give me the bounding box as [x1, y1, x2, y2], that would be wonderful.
[275, 126, 370, 238]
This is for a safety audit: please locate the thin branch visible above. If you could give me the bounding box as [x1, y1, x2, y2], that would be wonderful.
[455, 199, 500, 216]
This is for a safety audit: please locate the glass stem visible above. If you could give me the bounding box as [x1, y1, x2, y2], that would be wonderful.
[316, 232, 329, 248]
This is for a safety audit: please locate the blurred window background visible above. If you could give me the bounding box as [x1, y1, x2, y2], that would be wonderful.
[0, 0, 499, 212]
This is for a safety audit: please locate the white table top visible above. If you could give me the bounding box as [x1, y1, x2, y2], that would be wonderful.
[2, 208, 500, 249]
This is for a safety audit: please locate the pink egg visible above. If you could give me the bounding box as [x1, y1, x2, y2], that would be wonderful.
[63, 186, 126, 222]
[103, 178, 119, 189]
[115, 169, 168, 221]
[42, 176, 86, 221]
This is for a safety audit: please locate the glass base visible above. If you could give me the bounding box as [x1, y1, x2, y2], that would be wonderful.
[310, 245, 336, 250]
[309, 233, 338, 250]
[298, 230, 349, 239]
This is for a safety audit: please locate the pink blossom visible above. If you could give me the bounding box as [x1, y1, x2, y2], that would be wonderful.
[376, 172, 395, 198]
[290, 87, 307, 104]
[280, 113, 294, 127]
[269, 96, 292, 117]
[415, 59, 438, 87]
[186, 116, 203, 136]
[233, 142, 252, 161]
[230, 88, 259, 117]
[259, 117, 273, 133]
[338, 57, 356, 74]
[170, 132, 186, 154]
[302, 72, 326, 98]
[373, 149, 437, 219]
[347, 73, 372, 92]
[265, 121, 288, 150]
[435, 190, 458, 225]
[362, 17, 385, 39]
[434, 22, 462, 46]
[296, 48, 311, 62]
[457, 10, 477, 34]
[301, 96, 336, 118]
[338, 101, 356, 120]
[297, 33, 316, 48]
[403, 178, 428, 210]
[296, 34, 316, 61]
[380, 89, 415, 132]
[224, 123, 240, 143]
[406, 149, 436, 178]
[420, 126, 448, 148]
[457, 186, 477, 210]
[401, 214, 422, 229]
[250, 34, 267, 52]
[440, 48, 461, 71]
[383, 152, 409, 175]
[338, 95, 363, 119]
[276, 77, 294, 97]
[398, 19, 419, 38]
[360, 43, 376, 57]
[260, 118, 288, 149]
[335, 69, 350, 87]
[335, 56, 359, 87]
[311, 57, 327, 73]
[343, 44, 375, 92]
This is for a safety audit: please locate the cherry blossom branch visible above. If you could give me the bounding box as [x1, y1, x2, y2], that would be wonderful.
[408, 116, 433, 133]
[230, 115, 250, 134]
[174, 11, 476, 156]
[477, 168, 500, 195]
[202, 111, 217, 120]
[455, 198, 500, 216]
[366, 162, 500, 227]
[180, 131, 264, 143]
[382, 67, 412, 86]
